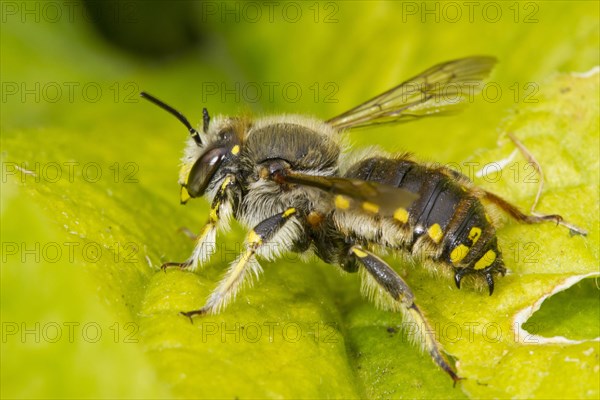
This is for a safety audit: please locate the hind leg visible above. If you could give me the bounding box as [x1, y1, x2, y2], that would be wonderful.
[485, 133, 587, 236]
[347, 245, 461, 383]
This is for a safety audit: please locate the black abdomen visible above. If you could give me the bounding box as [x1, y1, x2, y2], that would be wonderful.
[344, 156, 506, 291]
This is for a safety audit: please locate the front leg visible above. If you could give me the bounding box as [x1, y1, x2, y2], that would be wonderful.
[162, 175, 237, 271]
[347, 245, 461, 383]
[182, 208, 299, 320]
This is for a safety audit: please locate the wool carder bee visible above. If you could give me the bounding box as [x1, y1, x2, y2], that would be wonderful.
[141, 56, 585, 382]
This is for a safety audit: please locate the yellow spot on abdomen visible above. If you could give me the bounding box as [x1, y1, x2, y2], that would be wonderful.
[362, 201, 379, 213]
[335, 195, 350, 210]
[393, 207, 409, 223]
[427, 223, 443, 244]
[474, 250, 497, 270]
[450, 244, 470, 264]
[468, 227, 482, 244]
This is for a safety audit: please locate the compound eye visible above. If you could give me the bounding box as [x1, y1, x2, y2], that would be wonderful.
[186, 147, 227, 197]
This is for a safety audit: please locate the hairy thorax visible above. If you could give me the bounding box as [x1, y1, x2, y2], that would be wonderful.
[236, 115, 341, 227]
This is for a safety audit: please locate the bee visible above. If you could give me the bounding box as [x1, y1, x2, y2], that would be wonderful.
[141, 56, 585, 382]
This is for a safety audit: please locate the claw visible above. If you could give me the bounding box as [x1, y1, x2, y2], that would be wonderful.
[452, 374, 465, 388]
[454, 269, 468, 289]
[180, 308, 208, 323]
[536, 213, 563, 224]
[485, 273, 495, 296]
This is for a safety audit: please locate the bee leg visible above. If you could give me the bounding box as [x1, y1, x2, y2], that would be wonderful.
[453, 268, 470, 290]
[160, 220, 217, 272]
[498, 132, 587, 236]
[482, 190, 587, 236]
[348, 245, 462, 384]
[161, 176, 237, 272]
[181, 208, 298, 321]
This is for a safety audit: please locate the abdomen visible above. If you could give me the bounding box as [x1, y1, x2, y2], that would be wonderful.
[342, 155, 506, 290]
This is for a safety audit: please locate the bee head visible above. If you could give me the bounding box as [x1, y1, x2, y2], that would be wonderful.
[140, 92, 245, 203]
[180, 115, 245, 202]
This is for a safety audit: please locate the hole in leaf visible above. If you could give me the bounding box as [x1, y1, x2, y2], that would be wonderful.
[523, 278, 600, 340]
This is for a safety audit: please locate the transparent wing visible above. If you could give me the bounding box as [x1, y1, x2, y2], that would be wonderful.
[326, 56, 497, 130]
[283, 171, 419, 216]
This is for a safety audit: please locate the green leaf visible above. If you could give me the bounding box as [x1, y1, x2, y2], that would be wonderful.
[2, 2, 598, 399]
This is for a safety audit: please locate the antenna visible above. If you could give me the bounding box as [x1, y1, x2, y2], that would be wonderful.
[140, 92, 203, 145]
[202, 107, 210, 134]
